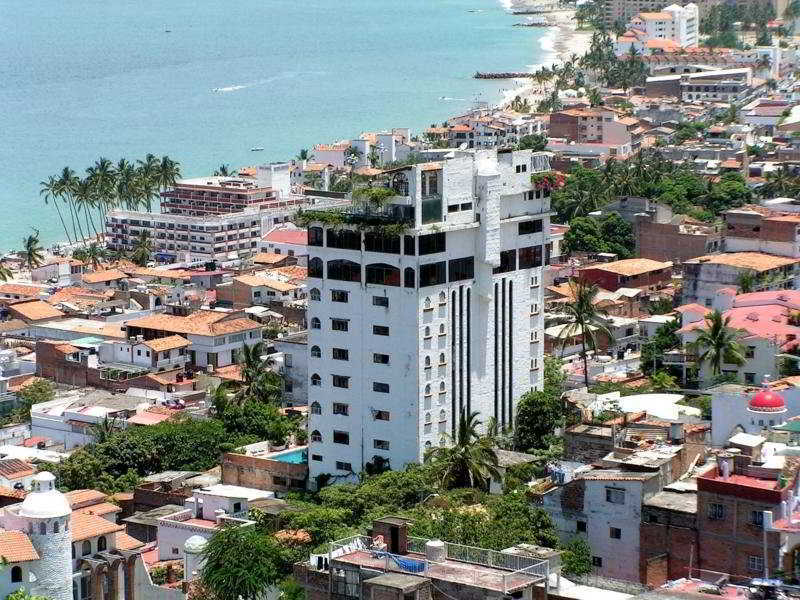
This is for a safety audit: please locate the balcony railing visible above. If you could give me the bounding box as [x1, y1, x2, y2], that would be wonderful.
[661, 350, 698, 364]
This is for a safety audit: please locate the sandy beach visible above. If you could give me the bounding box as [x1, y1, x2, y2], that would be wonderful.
[498, 7, 593, 109]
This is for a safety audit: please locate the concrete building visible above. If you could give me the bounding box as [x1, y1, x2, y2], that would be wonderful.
[549, 107, 644, 151]
[30, 257, 87, 287]
[615, 3, 699, 56]
[305, 149, 553, 482]
[645, 68, 754, 102]
[578, 258, 673, 292]
[220, 442, 308, 495]
[271, 331, 309, 406]
[602, 0, 719, 26]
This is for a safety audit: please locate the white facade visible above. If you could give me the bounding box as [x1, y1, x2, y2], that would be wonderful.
[306, 149, 551, 482]
[272, 333, 308, 406]
[710, 385, 800, 447]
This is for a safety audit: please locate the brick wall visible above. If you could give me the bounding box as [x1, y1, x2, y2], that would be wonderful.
[640, 506, 697, 585]
[215, 280, 252, 309]
[549, 114, 581, 142]
[132, 485, 191, 512]
[637, 221, 716, 263]
[220, 452, 308, 494]
[564, 432, 614, 463]
[762, 218, 797, 243]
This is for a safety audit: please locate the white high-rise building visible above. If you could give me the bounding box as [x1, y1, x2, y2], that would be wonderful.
[615, 3, 699, 55]
[304, 149, 553, 483]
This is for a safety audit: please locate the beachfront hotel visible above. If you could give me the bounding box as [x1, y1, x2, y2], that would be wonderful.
[303, 148, 554, 482]
[105, 163, 343, 263]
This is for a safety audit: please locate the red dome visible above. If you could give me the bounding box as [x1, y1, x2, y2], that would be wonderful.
[748, 390, 787, 413]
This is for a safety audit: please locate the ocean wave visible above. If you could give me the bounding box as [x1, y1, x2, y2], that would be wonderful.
[212, 72, 314, 93]
[439, 96, 467, 102]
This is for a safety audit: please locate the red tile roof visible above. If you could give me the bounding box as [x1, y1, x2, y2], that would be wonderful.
[0, 531, 39, 563]
[71, 512, 124, 541]
[263, 229, 308, 246]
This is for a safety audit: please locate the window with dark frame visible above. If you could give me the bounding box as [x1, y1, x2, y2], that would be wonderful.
[333, 431, 350, 445]
[373, 325, 390, 336]
[448, 257, 475, 282]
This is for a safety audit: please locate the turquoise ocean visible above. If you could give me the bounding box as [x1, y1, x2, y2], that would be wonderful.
[0, 0, 553, 250]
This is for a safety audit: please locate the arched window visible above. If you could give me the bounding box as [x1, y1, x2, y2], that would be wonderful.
[310, 288, 321, 301]
[311, 430, 322, 442]
[439, 291, 446, 303]
[424, 326, 430, 337]
[39, 523, 46, 535]
[309, 257, 323, 278]
[327, 259, 361, 282]
[439, 382, 446, 392]
[424, 297, 432, 309]
[309, 227, 324, 247]
[425, 356, 431, 367]
[310, 345, 321, 358]
[425, 441, 432, 448]
[365, 263, 401, 286]
[425, 384, 431, 396]
[82, 541, 91, 556]
[53, 521, 59, 533]
[439, 353, 446, 364]
[311, 374, 321, 386]
[439, 409, 446, 421]
[404, 267, 415, 288]
[97, 536, 107, 552]
[311, 317, 321, 329]
[310, 401, 322, 415]
[11, 566, 21, 583]
[439, 323, 445, 334]
[72, 544, 75, 559]
[425, 412, 432, 423]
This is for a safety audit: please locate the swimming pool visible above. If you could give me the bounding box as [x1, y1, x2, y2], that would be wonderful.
[273, 448, 307, 464]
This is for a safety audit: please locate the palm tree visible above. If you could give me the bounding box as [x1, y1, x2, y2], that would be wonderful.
[40, 175, 72, 245]
[424, 411, 501, 490]
[691, 310, 746, 379]
[114, 159, 138, 211]
[86, 157, 117, 232]
[54, 167, 82, 243]
[214, 164, 235, 176]
[295, 148, 314, 162]
[83, 243, 106, 270]
[155, 155, 181, 195]
[0, 262, 12, 282]
[555, 280, 613, 387]
[587, 88, 603, 107]
[73, 178, 99, 240]
[133, 169, 159, 212]
[20, 230, 45, 271]
[761, 166, 797, 198]
[649, 371, 677, 392]
[367, 147, 381, 168]
[304, 172, 323, 190]
[131, 231, 153, 267]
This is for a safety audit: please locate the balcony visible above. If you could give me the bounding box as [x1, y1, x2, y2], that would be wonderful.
[297, 202, 414, 230]
[421, 195, 442, 225]
[662, 350, 698, 364]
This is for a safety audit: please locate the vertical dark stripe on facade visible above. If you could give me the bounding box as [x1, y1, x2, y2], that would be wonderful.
[466, 287, 471, 417]
[493, 282, 499, 422]
[458, 286, 464, 425]
[508, 281, 514, 427]
[451, 290, 457, 435]
[501, 278, 507, 428]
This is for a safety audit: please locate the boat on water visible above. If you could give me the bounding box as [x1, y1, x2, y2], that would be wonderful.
[250, 147, 265, 152]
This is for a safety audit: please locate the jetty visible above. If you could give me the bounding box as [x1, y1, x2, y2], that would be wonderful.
[474, 72, 537, 79]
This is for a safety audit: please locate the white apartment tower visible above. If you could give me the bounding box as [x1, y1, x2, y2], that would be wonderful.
[304, 149, 553, 483]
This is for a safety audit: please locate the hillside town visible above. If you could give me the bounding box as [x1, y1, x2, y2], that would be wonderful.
[8, 1, 800, 599]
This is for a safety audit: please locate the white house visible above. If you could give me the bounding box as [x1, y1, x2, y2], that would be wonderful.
[615, 3, 698, 56]
[30, 258, 87, 286]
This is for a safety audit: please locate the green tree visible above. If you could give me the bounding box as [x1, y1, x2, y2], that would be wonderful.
[561, 537, 593, 576]
[213, 164, 235, 176]
[131, 230, 153, 267]
[155, 155, 181, 196]
[295, 148, 314, 162]
[554, 280, 613, 387]
[82, 242, 106, 270]
[691, 310, 746, 378]
[0, 262, 11, 282]
[424, 412, 500, 490]
[649, 370, 678, 391]
[40, 175, 73, 245]
[641, 319, 680, 377]
[14, 380, 55, 422]
[513, 390, 566, 453]
[5, 588, 50, 600]
[516, 133, 548, 152]
[219, 401, 293, 443]
[737, 270, 758, 293]
[201, 525, 282, 600]
[20, 230, 45, 271]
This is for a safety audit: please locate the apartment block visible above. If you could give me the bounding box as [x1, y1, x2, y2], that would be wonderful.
[615, 3, 699, 56]
[304, 149, 553, 482]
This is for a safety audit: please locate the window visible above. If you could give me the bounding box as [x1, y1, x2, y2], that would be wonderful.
[748, 556, 764, 573]
[366, 263, 401, 286]
[373, 325, 390, 336]
[519, 246, 541, 269]
[312, 454, 323, 461]
[309, 257, 323, 278]
[82, 541, 91, 556]
[610, 527, 621, 539]
[310, 402, 321, 415]
[332, 375, 350, 388]
[605, 488, 625, 504]
[374, 410, 390, 421]
[373, 382, 390, 393]
[404, 235, 416, 255]
[364, 232, 401, 254]
[518, 219, 543, 235]
[419, 232, 446, 255]
[332, 348, 349, 361]
[420, 261, 447, 287]
[272, 476, 287, 486]
[11, 566, 21, 583]
[326, 229, 361, 250]
[746, 346, 755, 358]
[327, 259, 361, 282]
[708, 503, 725, 520]
[592, 556, 602, 567]
[39, 522, 46, 535]
[448, 257, 474, 282]
[97, 536, 107, 551]
[311, 317, 321, 329]
[404, 267, 415, 288]
[374, 439, 390, 450]
[333, 431, 350, 445]
[515, 164, 527, 173]
[374, 353, 390, 364]
[373, 296, 389, 307]
[751, 510, 764, 528]
[311, 345, 321, 358]
[311, 430, 322, 442]
[577, 521, 587, 533]
[333, 403, 349, 416]
[331, 290, 349, 303]
[54, 521, 59, 533]
[311, 374, 321, 386]
[336, 461, 352, 471]
[309, 227, 323, 247]
[331, 318, 349, 332]
[745, 372, 756, 384]
[493, 249, 517, 274]
[460, 202, 472, 211]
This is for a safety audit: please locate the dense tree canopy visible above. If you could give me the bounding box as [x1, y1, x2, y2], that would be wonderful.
[563, 214, 635, 258]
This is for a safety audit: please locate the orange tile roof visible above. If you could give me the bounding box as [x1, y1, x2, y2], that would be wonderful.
[272, 265, 307, 282]
[0, 459, 35, 480]
[0, 531, 39, 563]
[252, 252, 288, 265]
[8, 300, 64, 322]
[0, 487, 25, 500]
[71, 511, 124, 542]
[687, 252, 800, 271]
[0, 319, 27, 333]
[47, 287, 114, 308]
[214, 364, 243, 382]
[141, 335, 190, 352]
[82, 269, 129, 284]
[582, 258, 672, 277]
[65, 489, 108, 508]
[74, 502, 123, 517]
[53, 343, 80, 354]
[0, 284, 44, 297]
[125, 311, 260, 337]
[636, 11, 672, 19]
[234, 275, 298, 292]
[116, 532, 145, 551]
[124, 267, 191, 281]
[127, 411, 174, 426]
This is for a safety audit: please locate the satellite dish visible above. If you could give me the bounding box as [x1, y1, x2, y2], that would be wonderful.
[459, 143, 468, 150]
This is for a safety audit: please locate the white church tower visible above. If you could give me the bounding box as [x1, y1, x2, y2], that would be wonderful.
[17, 472, 73, 600]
